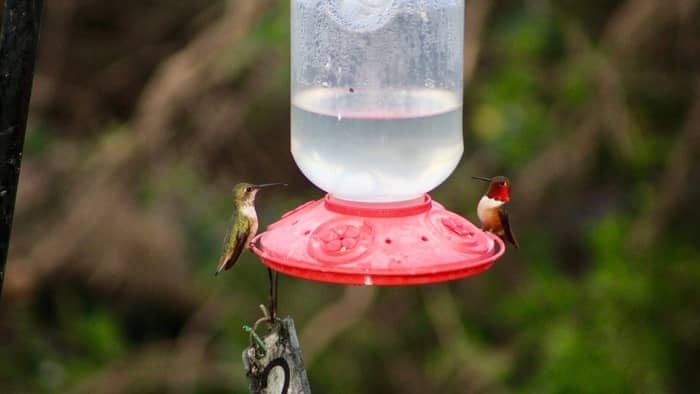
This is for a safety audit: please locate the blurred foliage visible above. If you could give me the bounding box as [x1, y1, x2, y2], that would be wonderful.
[1, 0, 700, 393]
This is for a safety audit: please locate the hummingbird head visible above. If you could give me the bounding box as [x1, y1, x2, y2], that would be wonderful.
[233, 182, 286, 205]
[472, 176, 511, 202]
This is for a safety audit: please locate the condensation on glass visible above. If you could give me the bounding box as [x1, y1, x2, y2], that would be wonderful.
[291, 0, 464, 202]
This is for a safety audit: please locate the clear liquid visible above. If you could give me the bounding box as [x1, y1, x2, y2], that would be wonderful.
[291, 88, 463, 202]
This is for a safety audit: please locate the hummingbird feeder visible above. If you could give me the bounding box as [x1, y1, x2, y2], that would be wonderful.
[252, 0, 504, 285]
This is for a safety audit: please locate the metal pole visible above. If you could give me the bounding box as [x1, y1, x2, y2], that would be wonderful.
[0, 0, 44, 299]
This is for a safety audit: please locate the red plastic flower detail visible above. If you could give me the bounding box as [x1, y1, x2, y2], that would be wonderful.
[319, 224, 362, 253]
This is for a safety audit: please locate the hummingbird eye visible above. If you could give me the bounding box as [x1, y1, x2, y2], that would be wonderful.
[245, 187, 252, 192]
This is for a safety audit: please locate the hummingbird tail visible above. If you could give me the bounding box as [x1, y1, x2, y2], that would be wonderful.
[214, 256, 231, 276]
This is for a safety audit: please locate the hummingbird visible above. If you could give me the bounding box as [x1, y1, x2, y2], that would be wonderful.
[472, 176, 519, 248]
[215, 182, 285, 276]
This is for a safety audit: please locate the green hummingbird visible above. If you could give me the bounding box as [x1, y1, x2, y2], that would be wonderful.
[215, 182, 285, 276]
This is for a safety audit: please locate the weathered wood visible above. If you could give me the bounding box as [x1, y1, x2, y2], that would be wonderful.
[0, 0, 44, 299]
[242, 316, 311, 394]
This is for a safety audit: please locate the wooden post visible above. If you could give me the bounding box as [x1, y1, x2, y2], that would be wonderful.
[242, 316, 312, 393]
[0, 0, 44, 299]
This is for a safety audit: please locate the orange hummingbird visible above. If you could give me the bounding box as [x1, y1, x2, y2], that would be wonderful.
[472, 176, 518, 248]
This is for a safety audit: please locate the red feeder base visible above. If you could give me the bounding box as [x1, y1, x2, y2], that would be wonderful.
[251, 194, 504, 286]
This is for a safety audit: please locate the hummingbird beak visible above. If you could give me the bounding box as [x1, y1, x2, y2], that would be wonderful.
[471, 176, 491, 182]
[253, 182, 287, 190]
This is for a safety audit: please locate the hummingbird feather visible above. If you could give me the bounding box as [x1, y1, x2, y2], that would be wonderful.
[216, 212, 251, 275]
[498, 208, 519, 248]
[214, 181, 285, 276]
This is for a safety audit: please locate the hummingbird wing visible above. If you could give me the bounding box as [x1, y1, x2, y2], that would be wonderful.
[215, 217, 250, 275]
[499, 208, 519, 249]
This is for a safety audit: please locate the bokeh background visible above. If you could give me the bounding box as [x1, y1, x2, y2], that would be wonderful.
[1, 0, 700, 392]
